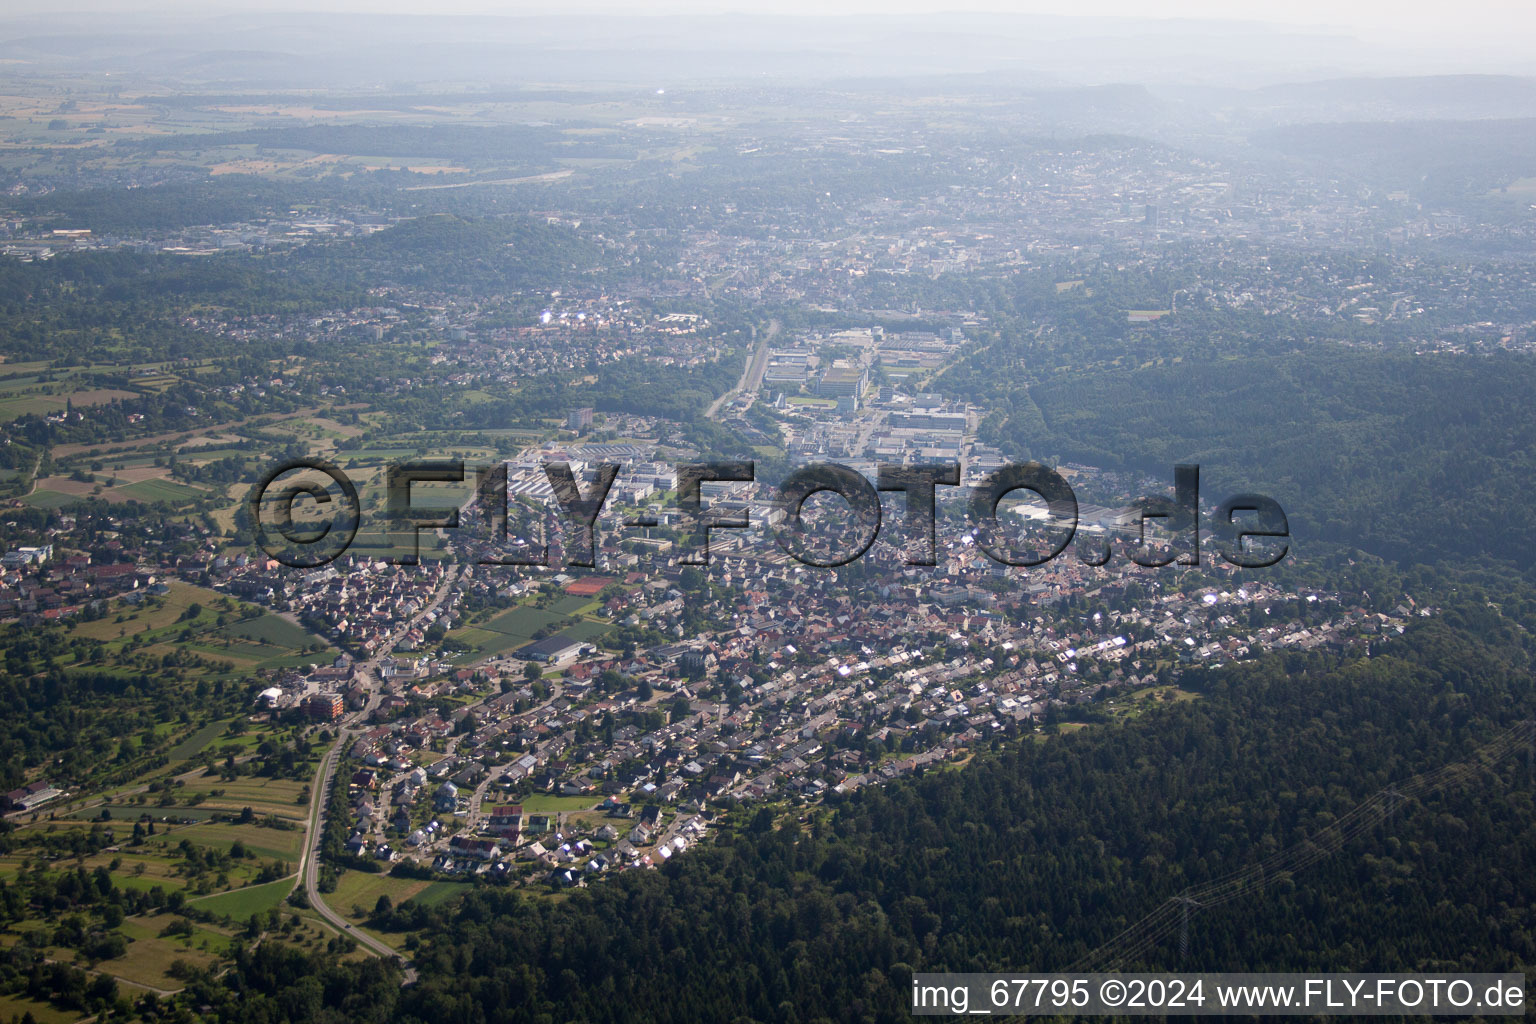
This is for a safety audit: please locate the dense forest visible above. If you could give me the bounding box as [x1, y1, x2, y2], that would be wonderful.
[176, 603, 1535, 1023]
[943, 338, 1536, 573]
[292, 214, 611, 295]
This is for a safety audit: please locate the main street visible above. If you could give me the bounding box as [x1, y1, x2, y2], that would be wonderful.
[292, 563, 462, 984]
[461, 683, 563, 831]
[298, 737, 410, 976]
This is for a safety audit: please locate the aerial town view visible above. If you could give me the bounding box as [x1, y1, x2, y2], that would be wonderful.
[0, 3, 1533, 1022]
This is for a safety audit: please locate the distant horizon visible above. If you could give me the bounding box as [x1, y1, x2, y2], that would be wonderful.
[1, 1, 1532, 42]
[3, 3, 1534, 86]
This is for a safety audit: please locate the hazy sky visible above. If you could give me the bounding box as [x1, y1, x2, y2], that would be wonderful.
[11, 0, 1536, 49]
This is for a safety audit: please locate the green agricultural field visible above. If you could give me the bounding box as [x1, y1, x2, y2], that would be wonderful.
[341, 447, 423, 461]
[20, 488, 78, 508]
[73, 452, 161, 469]
[117, 477, 209, 503]
[0, 994, 77, 1024]
[346, 528, 452, 561]
[411, 880, 473, 907]
[78, 848, 201, 894]
[481, 604, 568, 639]
[192, 877, 296, 921]
[518, 794, 601, 813]
[167, 718, 251, 761]
[549, 594, 593, 615]
[172, 778, 312, 823]
[447, 625, 502, 651]
[0, 394, 65, 418]
[180, 447, 251, 462]
[333, 871, 429, 913]
[62, 804, 219, 825]
[332, 871, 470, 921]
[102, 915, 232, 990]
[67, 582, 332, 671]
[0, 385, 140, 421]
[447, 603, 572, 659]
[562, 620, 613, 645]
[215, 615, 316, 648]
[169, 820, 305, 861]
[70, 582, 233, 641]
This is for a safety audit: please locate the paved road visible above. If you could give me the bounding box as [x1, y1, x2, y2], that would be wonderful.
[463, 683, 564, 830]
[299, 729, 415, 981]
[292, 564, 461, 984]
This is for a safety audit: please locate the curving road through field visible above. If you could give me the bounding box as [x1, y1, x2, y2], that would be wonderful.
[291, 566, 462, 985]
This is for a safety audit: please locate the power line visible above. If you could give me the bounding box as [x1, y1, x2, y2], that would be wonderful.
[1068, 719, 1534, 972]
[1175, 895, 1200, 961]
